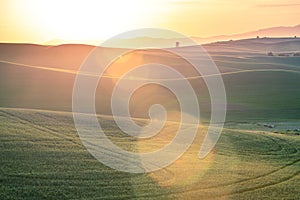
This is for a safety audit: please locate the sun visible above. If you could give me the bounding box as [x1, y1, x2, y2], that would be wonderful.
[12, 0, 161, 43]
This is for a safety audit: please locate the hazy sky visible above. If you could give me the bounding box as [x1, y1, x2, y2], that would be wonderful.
[1, 0, 299, 43]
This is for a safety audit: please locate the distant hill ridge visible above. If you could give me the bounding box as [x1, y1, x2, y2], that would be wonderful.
[41, 24, 300, 46]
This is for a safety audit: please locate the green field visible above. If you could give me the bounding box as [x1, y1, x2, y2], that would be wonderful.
[0, 108, 299, 199]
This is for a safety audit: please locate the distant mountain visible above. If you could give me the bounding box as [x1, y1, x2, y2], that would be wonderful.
[43, 39, 102, 46]
[204, 37, 300, 53]
[193, 24, 300, 44]
[42, 24, 300, 47]
[101, 24, 300, 47]
[100, 24, 300, 47]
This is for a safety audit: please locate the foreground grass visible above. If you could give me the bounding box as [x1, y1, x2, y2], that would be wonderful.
[0, 108, 299, 199]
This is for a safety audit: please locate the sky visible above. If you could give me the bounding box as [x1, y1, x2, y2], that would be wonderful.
[0, 0, 299, 44]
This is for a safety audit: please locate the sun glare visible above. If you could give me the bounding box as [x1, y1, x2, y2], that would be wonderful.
[12, 0, 162, 43]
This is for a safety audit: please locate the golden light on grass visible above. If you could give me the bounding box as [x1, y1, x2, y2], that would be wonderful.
[147, 125, 215, 188]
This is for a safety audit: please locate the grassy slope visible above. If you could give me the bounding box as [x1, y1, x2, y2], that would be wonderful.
[0, 108, 299, 199]
[0, 43, 300, 122]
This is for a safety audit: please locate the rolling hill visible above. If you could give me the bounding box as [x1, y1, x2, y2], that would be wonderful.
[0, 38, 300, 121]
